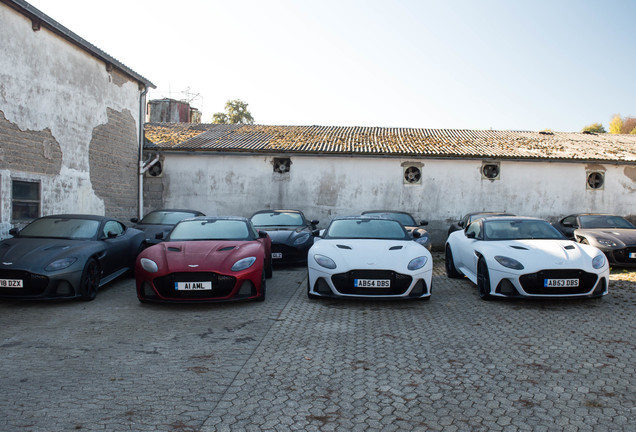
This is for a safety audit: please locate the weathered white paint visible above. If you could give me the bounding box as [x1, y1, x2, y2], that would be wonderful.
[157, 153, 636, 247]
[0, 5, 141, 233]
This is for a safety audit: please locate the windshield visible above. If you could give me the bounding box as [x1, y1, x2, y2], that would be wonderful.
[251, 212, 304, 227]
[139, 211, 199, 225]
[169, 219, 252, 241]
[483, 220, 565, 240]
[19, 218, 100, 240]
[363, 212, 416, 226]
[325, 219, 408, 240]
[579, 215, 635, 229]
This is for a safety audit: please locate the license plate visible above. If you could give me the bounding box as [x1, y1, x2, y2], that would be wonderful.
[174, 281, 212, 291]
[544, 279, 579, 287]
[272, 252, 283, 259]
[629, 252, 636, 259]
[0, 279, 23, 288]
[354, 279, 391, 288]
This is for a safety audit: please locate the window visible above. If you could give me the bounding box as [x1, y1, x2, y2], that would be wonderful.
[12, 180, 40, 221]
[465, 221, 481, 239]
[103, 220, 125, 238]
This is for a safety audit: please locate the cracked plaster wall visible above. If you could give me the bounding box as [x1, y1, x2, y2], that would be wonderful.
[0, 5, 141, 237]
[153, 153, 635, 248]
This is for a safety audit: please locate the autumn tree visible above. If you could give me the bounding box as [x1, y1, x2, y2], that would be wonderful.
[582, 123, 606, 133]
[609, 115, 623, 134]
[608, 114, 636, 134]
[212, 99, 254, 124]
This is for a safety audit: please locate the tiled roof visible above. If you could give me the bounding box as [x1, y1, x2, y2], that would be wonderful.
[144, 123, 636, 162]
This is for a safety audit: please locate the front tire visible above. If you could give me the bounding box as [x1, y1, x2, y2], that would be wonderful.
[445, 245, 463, 278]
[477, 258, 493, 301]
[79, 258, 100, 301]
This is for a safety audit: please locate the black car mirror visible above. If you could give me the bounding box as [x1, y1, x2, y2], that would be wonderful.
[258, 230, 268, 239]
[562, 221, 574, 228]
[107, 231, 118, 239]
[466, 231, 476, 239]
[312, 229, 321, 237]
[412, 231, 422, 238]
[419, 220, 429, 226]
[9, 227, 19, 237]
[310, 219, 319, 226]
[130, 217, 139, 223]
[155, 232, 165, 240]
[458, 221, 464, 227]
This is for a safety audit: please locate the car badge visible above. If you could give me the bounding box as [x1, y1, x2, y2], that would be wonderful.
[188, 264, 199, 268]
[2, 262, 12, 265]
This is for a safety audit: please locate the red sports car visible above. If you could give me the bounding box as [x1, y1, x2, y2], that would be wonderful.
[135, 216, 271, 303]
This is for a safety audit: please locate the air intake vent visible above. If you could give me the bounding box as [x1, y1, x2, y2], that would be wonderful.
[509, 245, 528, 250]
[564, 245, 575, 250]
[336, 244, 352, 250]
[389, 246, 403, 250]
[167, 247, 181, 252]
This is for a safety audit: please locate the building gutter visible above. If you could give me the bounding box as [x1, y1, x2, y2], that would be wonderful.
[137, 86, 149, 219]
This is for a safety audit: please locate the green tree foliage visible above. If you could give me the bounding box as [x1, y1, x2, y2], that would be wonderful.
[582, 123, 606, 133]
[212, 99, 255, 124]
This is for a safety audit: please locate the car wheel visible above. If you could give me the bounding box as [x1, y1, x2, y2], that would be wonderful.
[79, 258, 100, 301]
[445, 245, 463, 278]
[477, 258, 493, 301]
[265, 259, 273, 279]
[256, 270, 266, 302]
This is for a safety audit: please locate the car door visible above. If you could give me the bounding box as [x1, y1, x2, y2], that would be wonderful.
[457, 221, 482, 278]
[100, 220, 132, 277]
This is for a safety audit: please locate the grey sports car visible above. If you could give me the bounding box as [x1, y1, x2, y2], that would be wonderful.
[554, 213, 636, 267]
[131, 209, 204, 244]
[0, 215, 145, 301]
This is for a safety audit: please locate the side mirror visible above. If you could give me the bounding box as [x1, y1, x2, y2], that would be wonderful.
[466, 231, 476, 239]
[412, 231, 421, 239]
[458, 221, 464, 227]
[130, 217, 139, 223]
[310, 220, 319, 226]
[155, 232, 165, 240]
[107, 231, 118, 239]
[312, 229, 321, 237]
[562, 221, 574, 228]
[419, 220, 428, 227]
[258, 230, 268, 239]
[9, 227, 19, 237]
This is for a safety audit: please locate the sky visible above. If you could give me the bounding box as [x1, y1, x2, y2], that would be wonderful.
[27, 0, 636, 132]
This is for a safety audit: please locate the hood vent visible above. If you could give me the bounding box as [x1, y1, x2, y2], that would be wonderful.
[336, 244, 352, 250]
[218, 246, 236, 251]
[510, 245, 528, 250]
[564, 245, 575, 250]
[389, 246, 403, 250]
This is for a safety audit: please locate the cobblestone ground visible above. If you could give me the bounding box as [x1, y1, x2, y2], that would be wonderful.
[1, 256, 634, 431]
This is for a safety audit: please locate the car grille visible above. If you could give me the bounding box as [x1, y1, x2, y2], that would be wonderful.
[519, 269, 598, 295]
[612, 247, 636, 264]
[331, 270, 412, 296]
[271, 244, 308, 262]
[0, 270, 49, 296]
[152, 272, 236, 299]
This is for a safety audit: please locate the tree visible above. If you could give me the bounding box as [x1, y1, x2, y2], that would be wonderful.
[609, 114, 623, 134]
[212, 99, 254, 124]
[582, 123, 606, 133]
[622, 117, 636, 134]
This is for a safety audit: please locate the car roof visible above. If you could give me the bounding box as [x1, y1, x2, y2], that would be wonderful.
[39, 214, 108, 221]
[147, 209, 204, 214]
[251, 209, 303, 215]
[479, 216, 545, 223]
[362, 210, 412, 215]
[181, 216, 249, 223]
[331, 215, 402, 222]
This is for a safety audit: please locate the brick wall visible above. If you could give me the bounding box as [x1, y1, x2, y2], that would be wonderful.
[89, 108, 138, 222]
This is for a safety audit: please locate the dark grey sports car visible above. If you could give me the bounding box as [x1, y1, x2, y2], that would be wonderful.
[250, 209, 318, 265]
[131, 209, 204, 244]
[0, 215, 145, 301]
[554, 213, 636, 267]
[361, 210, 432, 250]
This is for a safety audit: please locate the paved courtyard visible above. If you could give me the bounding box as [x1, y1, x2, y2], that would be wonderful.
[1, 256, 634, 431]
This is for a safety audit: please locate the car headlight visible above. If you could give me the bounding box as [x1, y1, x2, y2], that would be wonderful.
[231, 257, 256, 272]
[314, 254, 337, 269]
[494, 256, 524, 270]
[407, 256, 428, 270]
[140, 258, 159, 273]
[592, 254, 606, 269]
[293, 233, 311, 245]
[45, 257, 78, 271]
[596, 238, 617, 247]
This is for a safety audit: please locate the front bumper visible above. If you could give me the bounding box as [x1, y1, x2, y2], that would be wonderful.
[0, 268, 83, 300]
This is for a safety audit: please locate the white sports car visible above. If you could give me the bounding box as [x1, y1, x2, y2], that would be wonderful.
[307, 216, 433, 300]
[445, 216, 610, 300]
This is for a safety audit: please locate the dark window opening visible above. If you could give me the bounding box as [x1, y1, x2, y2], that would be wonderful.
[273, 158, 291, 174]
[587, 172, 604, 190]
[403, 166, 421, 184]
[12, 180, 40, 221]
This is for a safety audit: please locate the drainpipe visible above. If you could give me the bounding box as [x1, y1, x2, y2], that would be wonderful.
[138, 85, 148, 220]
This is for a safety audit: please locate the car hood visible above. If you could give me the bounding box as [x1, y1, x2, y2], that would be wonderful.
[259, 227, 309, 244]
[0, 238, 97, 271]
[575, 228, 636, 247]
[484, 239, 603, 268]
[310, 239, 431, 270]
[142, 240, 263, 273]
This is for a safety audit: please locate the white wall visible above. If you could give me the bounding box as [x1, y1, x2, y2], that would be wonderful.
[157, 153, 636, 247]
[0, 5, 141, 236]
